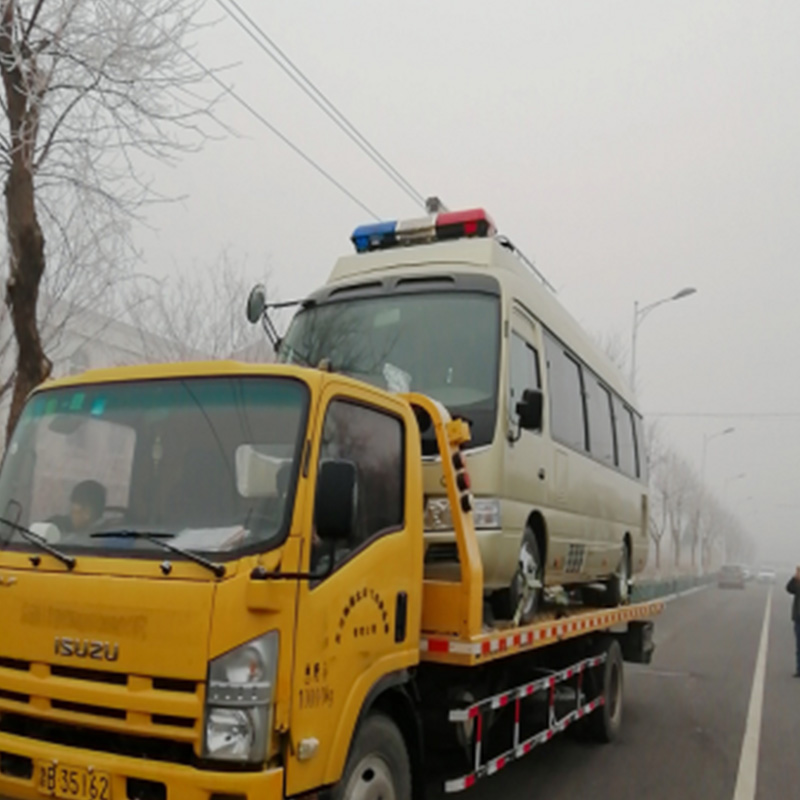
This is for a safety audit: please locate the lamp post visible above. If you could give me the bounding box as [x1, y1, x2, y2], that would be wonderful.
[701, 426, 735, 488]
[630, 287, 696, 389]
[693, 425, 734, 573]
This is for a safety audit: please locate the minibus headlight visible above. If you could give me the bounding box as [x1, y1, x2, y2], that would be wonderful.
[424, 497, 453, 531]
[204, 632, 278, 763]
[424, 497, 501, 531]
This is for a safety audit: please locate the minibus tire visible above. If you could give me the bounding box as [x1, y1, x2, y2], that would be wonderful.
[491, 528, 543, 624]
[602, 542, 631, 607]
[332, 712, 412, 800]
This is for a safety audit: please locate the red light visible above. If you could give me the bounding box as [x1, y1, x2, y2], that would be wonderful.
[435, 208, 496, 241]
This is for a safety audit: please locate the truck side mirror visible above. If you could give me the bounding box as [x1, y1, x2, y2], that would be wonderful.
[315, 459, 358, 542]
[516, 388, 543, 432]
[246, 284, 267, 324]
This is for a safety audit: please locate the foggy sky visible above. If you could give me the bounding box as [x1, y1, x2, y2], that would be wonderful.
[133, 1, 800, 564]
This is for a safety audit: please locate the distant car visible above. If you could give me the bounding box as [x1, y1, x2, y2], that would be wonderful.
[718, 564, 746, 589]
[757, 568, 776, 584]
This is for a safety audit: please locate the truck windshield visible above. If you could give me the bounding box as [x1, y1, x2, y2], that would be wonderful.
[279, 291, 500, 448]
[0, 376, 308, 560]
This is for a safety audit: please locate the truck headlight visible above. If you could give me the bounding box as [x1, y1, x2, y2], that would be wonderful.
[424, 497, 501, 531]
[203, 631, 278, 763]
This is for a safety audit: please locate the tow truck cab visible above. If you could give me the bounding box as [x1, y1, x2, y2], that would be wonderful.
[0, 362, 426, 800]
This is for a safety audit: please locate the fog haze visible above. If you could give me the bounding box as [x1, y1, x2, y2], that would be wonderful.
[134, 1, 800, 564]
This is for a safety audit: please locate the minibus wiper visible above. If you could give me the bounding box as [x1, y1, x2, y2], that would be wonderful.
[0, 516, 76, 570]
[91, 530, 226, 578]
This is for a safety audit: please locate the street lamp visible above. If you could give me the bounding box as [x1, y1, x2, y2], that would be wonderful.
[630, 286, 697, 389]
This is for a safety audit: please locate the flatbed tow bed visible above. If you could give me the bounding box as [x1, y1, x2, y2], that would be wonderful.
[406, 393, 662, 792]
[421, 601, 663, 666]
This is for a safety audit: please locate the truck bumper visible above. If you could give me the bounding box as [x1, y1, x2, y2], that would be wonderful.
[0, 731, 284, 800]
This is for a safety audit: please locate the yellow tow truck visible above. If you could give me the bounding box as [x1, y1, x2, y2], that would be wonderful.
[0, 360, 661, 799]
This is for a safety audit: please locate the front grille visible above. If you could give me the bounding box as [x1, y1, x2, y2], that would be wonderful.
[51, 700, 126, 720]
[0, 660, 204, 765]
[51, 665, 127, 685]
[152, 677, 197, 694]
[0, 658, 29, 672]
[0, 712, 195, 765]
[0, 690, 28, 704]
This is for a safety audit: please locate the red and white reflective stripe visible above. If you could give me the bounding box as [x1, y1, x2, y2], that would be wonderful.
[445, 694, 609, 792]
[474, 713, 483, 773]
[490, 691, 512, 710]
[448, 654, 605, 722]
[424, 602, 662, 662]
[420, 638, 482, 656]
[486, 751, 510, 775]
[444, 773, 477, 793]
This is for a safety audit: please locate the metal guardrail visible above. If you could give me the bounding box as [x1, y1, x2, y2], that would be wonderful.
[631, 572, 717, 602]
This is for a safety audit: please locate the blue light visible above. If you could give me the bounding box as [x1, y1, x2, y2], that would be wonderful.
[351, 220, 397, 253]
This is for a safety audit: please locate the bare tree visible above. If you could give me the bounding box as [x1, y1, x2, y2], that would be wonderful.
[0, 0, 217, 441]
[125, 252, 274, 363]
[593, 329, 629, 377]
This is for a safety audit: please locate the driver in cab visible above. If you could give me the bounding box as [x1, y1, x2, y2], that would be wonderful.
[69, 480, 106, 532]
[49, 479, 106, 534]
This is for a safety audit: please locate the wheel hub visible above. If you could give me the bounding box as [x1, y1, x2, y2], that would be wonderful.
[516, 540, 541, 616]
[343, 754, 397, 800]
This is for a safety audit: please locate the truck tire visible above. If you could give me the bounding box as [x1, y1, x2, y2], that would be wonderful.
[332, 713, 412, 800]
[582, 638, 624, 743]
[491, 528, 543, 624]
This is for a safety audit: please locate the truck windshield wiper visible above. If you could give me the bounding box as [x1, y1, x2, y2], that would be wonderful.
[91, 530, 226, 578]
[0, 516, 77, 570]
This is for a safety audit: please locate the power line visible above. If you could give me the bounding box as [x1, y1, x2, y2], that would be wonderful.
[647, 412, 800, 419]
[215, 0, 427, 210]
[178, 46, 380, 219]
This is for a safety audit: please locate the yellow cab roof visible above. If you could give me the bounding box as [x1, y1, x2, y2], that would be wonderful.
[33, 360, 402, 411]
[35, 360, 326, 393]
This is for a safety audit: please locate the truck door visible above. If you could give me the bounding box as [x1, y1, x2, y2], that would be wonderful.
[285, 387, 421, 795]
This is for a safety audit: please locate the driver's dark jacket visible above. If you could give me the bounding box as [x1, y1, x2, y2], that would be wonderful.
[786, 577, 800, 621]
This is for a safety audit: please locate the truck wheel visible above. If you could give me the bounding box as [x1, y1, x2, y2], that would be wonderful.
[582, 638, 624, 743]
[332, 713, 412, 800]
[602, 542, 631, 607]
[491, 528, 543, 624]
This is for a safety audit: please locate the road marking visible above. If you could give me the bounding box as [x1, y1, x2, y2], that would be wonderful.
[660, 583, 713, 603]
[732, 589, 772, 800]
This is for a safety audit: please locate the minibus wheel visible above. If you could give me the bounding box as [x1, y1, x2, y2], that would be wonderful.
[603, 542, 631, 607]
[491, 528, 543, 623]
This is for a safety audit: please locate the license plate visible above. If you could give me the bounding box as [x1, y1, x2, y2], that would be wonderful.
[36, 761, 112, 800]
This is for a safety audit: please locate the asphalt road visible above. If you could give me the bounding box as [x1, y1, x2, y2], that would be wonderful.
[427, 580, 796, 800]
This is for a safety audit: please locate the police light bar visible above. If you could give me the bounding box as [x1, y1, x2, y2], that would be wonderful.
[351, 208, 496, 253]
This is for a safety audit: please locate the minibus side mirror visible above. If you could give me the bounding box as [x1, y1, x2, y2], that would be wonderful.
[315, 459, 358, 542]
[516, 388, 543, 432]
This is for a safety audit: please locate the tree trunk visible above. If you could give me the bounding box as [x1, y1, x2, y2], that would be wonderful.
[654, 537, 661, 569]
[2, 4, 51, 443]
[4, 158, 50, 442]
